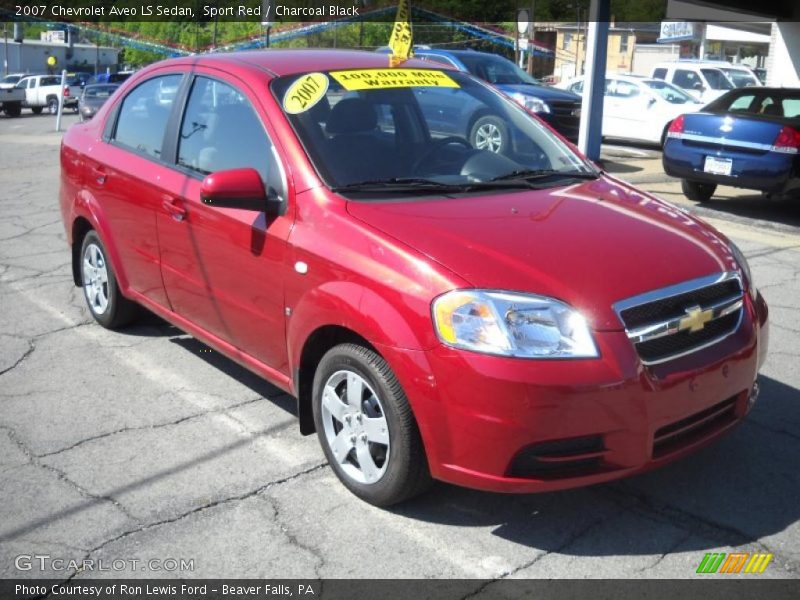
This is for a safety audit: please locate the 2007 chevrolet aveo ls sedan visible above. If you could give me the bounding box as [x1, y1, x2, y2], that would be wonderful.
[59, 50, 768, 506]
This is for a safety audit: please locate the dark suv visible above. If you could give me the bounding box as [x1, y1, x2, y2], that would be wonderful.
[379, 48, 583, 145]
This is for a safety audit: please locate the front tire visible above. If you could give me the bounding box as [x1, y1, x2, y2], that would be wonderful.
[681, 179, 716, 202]
[312, 343, 431, 506]
[470, 115, 510, 154]
[80, 230, 138, 329]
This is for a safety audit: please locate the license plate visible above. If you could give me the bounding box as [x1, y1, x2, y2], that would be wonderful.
[704, 156, 732, 176]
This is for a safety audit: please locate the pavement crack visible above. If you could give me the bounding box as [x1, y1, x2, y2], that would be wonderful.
[83, 462, 328, 557]
[635, 530, 692, 574]
[0, 342, 35, 377]
[600, 483, 775, 554]
[262, 495, 326, 577]
[460, 520, 602, 598]
[37, 395, 266, 458]
[0, 424, 140, 533]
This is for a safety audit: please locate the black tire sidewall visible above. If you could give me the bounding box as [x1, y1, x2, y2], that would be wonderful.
[48, 99, 58, 114]
[80, 231, 119, 328]
[312, 344, 424, 506]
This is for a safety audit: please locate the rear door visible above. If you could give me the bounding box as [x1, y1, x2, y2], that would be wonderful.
[85, 71, 185, 307]
[156, 71, 294, 373]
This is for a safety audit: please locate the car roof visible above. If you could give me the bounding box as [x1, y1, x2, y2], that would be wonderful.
[164, 49, 444, 77]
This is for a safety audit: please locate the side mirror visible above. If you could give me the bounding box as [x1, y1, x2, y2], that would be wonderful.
[200, 168, 282, 215]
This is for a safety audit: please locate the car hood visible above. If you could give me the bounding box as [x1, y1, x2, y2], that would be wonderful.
[346, 176, 738, 331]
[495, 83, 581, 102]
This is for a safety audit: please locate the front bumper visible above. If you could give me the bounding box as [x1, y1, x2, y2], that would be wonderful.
[378, 292, 768, 493]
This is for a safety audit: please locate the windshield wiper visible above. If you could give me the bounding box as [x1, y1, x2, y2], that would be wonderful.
[331, 177, 538, 194]
[491, 169, 599, 182]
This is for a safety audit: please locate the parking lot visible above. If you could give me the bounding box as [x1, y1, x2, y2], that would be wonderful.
[0, 111, 798, 583]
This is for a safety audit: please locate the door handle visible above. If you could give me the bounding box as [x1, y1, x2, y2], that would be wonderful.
[90, 166, 106, 185]
[162, 197, 187, 222]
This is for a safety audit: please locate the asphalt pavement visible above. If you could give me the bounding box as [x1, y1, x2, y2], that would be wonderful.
[1, 112, 799, 584]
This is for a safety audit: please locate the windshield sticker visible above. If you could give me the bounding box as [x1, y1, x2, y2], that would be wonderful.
[283, 73, 329, 114]
[330, 69, 459, 91]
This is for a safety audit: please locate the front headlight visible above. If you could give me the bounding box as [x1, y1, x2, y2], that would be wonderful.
[509, 92, 551, 114]
[432, 290, 598, 359]
[729, 241, 757, 301]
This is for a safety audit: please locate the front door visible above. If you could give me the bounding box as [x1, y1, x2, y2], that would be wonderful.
[156, 72, 293, 374]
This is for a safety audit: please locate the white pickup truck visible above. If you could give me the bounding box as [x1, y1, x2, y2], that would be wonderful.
[15, 75, 81, 115]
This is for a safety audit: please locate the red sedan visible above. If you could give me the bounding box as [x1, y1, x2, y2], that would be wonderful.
[59, 50, 768, 506]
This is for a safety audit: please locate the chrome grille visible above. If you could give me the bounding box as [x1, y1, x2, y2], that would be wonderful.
[614, 272, 744, 365]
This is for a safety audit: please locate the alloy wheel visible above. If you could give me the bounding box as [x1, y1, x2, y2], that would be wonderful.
[83, 243, 109, 315]
[474, 123, 502, 152]
[320, 369, 390, 484]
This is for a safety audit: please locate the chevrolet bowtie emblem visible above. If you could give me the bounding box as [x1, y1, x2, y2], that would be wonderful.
[679, 305, 714, 333]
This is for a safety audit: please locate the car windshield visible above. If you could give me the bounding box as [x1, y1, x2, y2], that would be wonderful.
[719, 68, 759, 88]
[701, 68, 734, 90]
[644, 80, 698, 104]
[83, 84, 118, 98]
[457, 54, 540, 86]
[271, 68, 595, 194]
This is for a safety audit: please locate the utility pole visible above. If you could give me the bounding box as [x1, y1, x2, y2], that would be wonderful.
[3, 24, 8, 77]
[526, 0, 535, 75]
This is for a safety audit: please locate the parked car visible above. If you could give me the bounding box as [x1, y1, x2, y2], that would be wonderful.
[67, 71, 93, 89]
[78, 84, 119, 122]
[557, 74, 704, 145]
[663, 87, 800, 201]
[378, 47, 584, 144]
[59, 50, 768, 506]
[15, 74, 81, 114]
[87, 71, 133, 85]
[651, 62, 735, 103]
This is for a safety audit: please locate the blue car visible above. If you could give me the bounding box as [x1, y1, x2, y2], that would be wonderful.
[663, 87, 800, 201]
[377, 48, 583, 146]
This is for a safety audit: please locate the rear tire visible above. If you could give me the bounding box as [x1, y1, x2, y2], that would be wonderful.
[682, 179, 716, 202]
[31, 106, 43, 115]
[312, 343, 431, 506]
[80, 230, 138, 329]
[47, 98, 59, 115]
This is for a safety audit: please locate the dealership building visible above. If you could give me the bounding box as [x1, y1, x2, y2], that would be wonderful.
[1, 29, 120, 75]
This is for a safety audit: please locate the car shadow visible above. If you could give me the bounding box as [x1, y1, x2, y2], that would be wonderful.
[110, 309, 296, 416]
[696, 191, 800, 230]
[389, 375, 800, 557]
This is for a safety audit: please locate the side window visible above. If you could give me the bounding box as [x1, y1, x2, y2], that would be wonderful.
[672, 69, 699, 89]
[177, 76, 285, 202]
[614, 80, 640, 98]
[652, 68, 667, 80]
[114, 74, 182, 159]
[41, 76, 59, 87]
[569, 80, 584, 94]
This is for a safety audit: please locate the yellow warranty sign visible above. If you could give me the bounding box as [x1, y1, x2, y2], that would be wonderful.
[329, 69, 459, 91]
[282, 72, 329, 114]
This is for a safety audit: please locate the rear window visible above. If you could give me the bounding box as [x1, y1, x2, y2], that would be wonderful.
[113, 74, 182, 159]
[41, 76, 60, 87]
